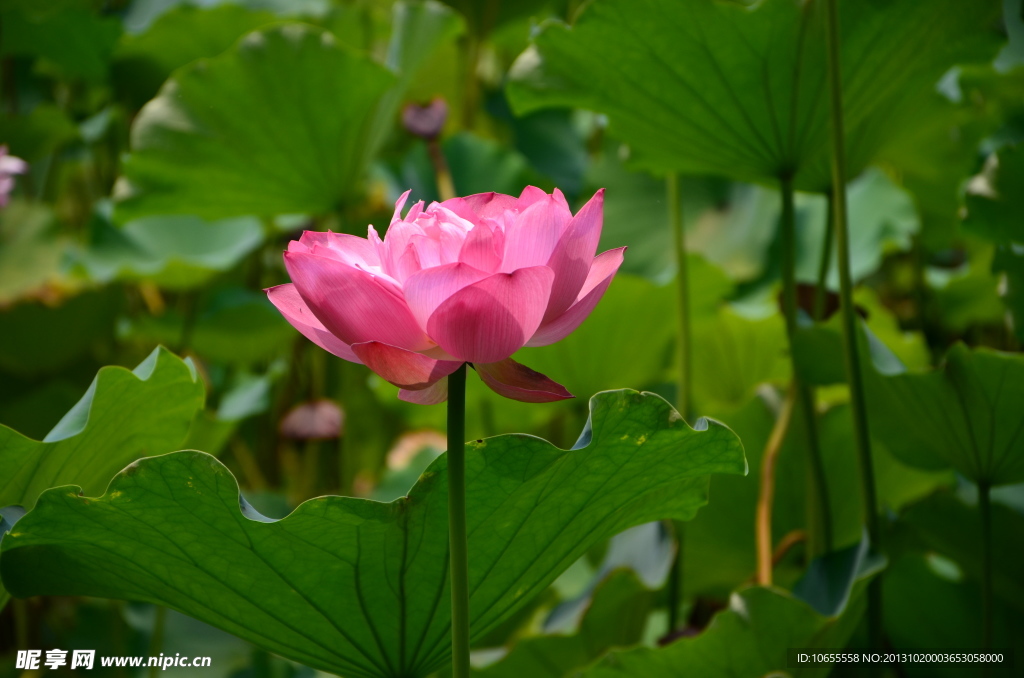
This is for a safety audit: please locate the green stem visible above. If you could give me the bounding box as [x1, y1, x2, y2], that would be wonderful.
[979, 481, 993, 658]
[447, 364, 470, 678]
[668, 173, 692, 423]
[823, 0, 882, 650]
[148, 606, 167, 678]
[779, 175, 833, 558]
[813, 191, 835, 322]
[666, 172, 690, 632]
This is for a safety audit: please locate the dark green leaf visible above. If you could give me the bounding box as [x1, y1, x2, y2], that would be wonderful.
[508, 0, 1002, 190]
[1, 390, 744, 678]
[113, 23, 395, 222]
[113, 4, 280, 107]
[867, 343, 1024, 485]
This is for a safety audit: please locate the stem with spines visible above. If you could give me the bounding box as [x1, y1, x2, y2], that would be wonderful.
[447, 364, 470, 678]
[823, 0, 882, 650]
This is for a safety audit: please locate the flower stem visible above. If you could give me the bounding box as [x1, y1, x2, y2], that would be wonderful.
[447, 363, 470, 678]
[979, 481, 993, 659]
[147, 606, 167, 678]
[668, 173, 692, 423]
[813, 191, 835, 322]
[779, 175, 833, 559]
[666, 172, 691, 631]
[823, 0, 882, 650]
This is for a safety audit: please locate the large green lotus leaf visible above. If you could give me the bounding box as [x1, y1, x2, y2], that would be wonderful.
[965, 144, 1024, 245]
[472, 569, 654, 678]
[113, 4, 280, 107]
[507, 0, 1001, 191]
[866, 343, 1024, 486]
[113, 23, 395, 222]
[898, 491, 1024, 613]
[0, 347, 204, 510]
[79, 214, 264, 290]
[582, 540, 881, 678]
[0, 390, 744, 678]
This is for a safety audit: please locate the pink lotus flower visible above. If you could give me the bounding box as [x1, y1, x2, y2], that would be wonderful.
[0, 145, 28, 207]
[268, 186, 624, 404]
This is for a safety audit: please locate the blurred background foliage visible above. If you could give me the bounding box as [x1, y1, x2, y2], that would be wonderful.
[0, 0, 1022, 676]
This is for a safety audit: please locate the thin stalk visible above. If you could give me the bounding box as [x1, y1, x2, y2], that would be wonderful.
[666, 172, 690, 632]
[813, 191, 835, 321]
[447, 364, 470, 678]
[979, 481, 993, 658]
[756, 383, 797, 585]
[148, 606, 167, 678]
[823, 0, 882, 650]
[668, 173, 692, 423]
[779, 175, 833, 558]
